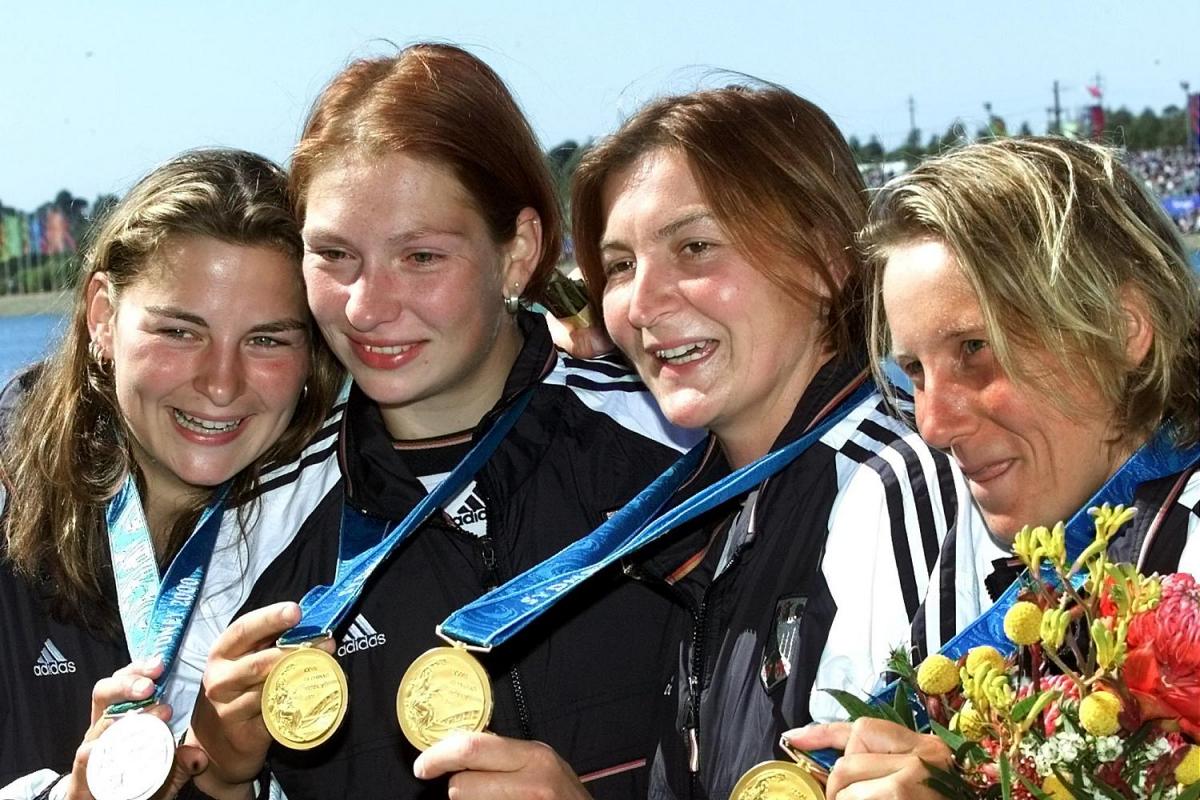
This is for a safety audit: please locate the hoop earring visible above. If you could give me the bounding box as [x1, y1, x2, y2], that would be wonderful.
[504, 284, 522, 315]
[88, 340, 110, 373]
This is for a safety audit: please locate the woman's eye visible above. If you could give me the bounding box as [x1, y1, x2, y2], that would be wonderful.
[682, 241, 711, 256]
[312, 247, 349, 262]
[963, 339, 988, 357]
[900, 359, 923, 379]
[409, 251, 441, 265]
[159, 328, 193, 340]
[604, 258, 634, 277]
[249, 335, 283, 348]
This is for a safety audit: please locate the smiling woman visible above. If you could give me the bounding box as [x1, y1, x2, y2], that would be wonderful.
[0, 149, 343, 798]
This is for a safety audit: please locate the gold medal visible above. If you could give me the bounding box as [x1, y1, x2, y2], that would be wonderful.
[396, 645, 493, 750]
[730, 760, 826, 800]
[262, 643, 348, 750]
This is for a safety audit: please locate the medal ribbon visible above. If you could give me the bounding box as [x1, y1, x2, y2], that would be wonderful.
[439, 379, 876, 649]
[803, 423, 1200, 771]
[278, 390, 534, 645]
[106, 475, 229, 713]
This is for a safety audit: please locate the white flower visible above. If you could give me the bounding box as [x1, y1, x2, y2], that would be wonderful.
[1055, 731, 1083, 762]
[1035, 740, 1061, 777]
[1093, 735, 1122, 763]
[1144, 736, 1173, 760]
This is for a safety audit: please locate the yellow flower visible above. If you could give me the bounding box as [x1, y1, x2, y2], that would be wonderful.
[1176, 745, 1200, 786]
[1041, 775, 1073, 800]
[964, 646, 1006, 675]
[916, 653, 960, 695]
[1033, 523, 1066, 569]
[951, 702, 987, 741]
[1013, 525, 1041, 571]
[1079, 691, 1122, 736]
[1004, 601, 1043, 646]
[1089, 504, 1136, 545]
[1040, 607, 1070, 650]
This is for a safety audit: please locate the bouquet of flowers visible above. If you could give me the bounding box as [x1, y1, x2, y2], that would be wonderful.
[833, 505, 1200, 799]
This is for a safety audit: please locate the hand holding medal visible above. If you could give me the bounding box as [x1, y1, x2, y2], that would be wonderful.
[84, 480, 227, 800]
[78, 658, 208, 800]
[730, 735, 829, 800]
[188, 601, 342, 793]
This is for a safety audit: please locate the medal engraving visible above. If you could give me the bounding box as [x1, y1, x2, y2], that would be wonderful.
[397, 646, 493, 750]
[730, 760, 826, 800]
[262, 645, 347, 750]
[86, 713, 175, 800]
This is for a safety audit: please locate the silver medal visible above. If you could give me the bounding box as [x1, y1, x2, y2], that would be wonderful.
[86, 712, 176, 800]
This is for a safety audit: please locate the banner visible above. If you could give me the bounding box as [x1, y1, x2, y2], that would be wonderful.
[42, 208, 75, 255]
[1089, 105, 1105, 140]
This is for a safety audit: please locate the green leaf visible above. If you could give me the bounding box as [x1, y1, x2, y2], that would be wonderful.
[929, 719, 968, 752]
[887, 647, 919, 681]
[1009, 693, 1039, 723]
[922, 761, 977, 800]
[999, 754, 1013, 800]
[892, 683, 917, 731]
[1014, 772, 1053, 800]
[823, 689, 906, 726]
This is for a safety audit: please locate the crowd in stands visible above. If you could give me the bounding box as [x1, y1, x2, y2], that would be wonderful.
[860, 145, 1200, 235]
[1124, 147, 1200, 234]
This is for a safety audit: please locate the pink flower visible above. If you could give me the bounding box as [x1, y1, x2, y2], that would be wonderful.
[1123, 574, 1200, 738]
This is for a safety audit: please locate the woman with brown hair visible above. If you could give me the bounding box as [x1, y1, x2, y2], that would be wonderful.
[499, 82, 979, 800]
[0, 149, 343, 799]
[186, 43, 694, 800]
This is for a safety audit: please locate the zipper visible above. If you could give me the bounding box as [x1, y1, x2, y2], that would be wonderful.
[682, 529, 751, 794]
[474, 533, 534, 740]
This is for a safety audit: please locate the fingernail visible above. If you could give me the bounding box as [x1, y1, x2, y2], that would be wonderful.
[132, 677, 153, 695]
[412, 756, 427, 779]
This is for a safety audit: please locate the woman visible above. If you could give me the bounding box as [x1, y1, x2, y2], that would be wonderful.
[187, 44, 695, 800]
[789, 137, 1200, 798]
[541, 84, 978, 800]
[0, 150, 342, 798]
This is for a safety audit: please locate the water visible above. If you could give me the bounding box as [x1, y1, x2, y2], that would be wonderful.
[0, 314, 66, 384]
[0, 250, 1197, 384]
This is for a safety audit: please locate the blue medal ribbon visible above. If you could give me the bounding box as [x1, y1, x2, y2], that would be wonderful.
[439, 379, 876, 649]
[106, 475, 229, 714]
[277, 390, 533, 646]
[804, 423, 1200, 771]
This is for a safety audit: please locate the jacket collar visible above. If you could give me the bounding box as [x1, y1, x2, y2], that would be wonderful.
[632, 349, 871, 582]
[337, 311, 557, 519]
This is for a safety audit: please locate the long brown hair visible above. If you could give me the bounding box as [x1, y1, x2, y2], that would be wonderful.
[289, 43, 563, 301]
[2, 149, 343, 633]
[572, 84, 868, 356]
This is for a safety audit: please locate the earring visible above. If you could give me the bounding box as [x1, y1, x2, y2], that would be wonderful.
[504, 284, 522, 315]
[87, 340, 111, 375]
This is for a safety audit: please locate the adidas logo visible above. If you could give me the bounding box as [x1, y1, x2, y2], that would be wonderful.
[336, 615, 387, 657]
[451, 491, 487, 528]
[33, 638, 77, 676]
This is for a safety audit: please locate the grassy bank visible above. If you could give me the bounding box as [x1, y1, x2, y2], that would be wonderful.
[0, 291, 73, 317]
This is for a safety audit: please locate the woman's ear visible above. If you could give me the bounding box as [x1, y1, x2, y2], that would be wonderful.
[85, 272, 116, 357]
[501, 207, 544, 295]
[1119, 283, 1154, 369]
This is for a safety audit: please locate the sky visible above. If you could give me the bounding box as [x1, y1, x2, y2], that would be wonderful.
[2, 0, 1196, 210]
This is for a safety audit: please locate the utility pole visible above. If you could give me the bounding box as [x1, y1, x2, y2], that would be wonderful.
[1051, 80, 1062, 135]
[908, 95, 916, 134]
[1183, 81, 1194, 154]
